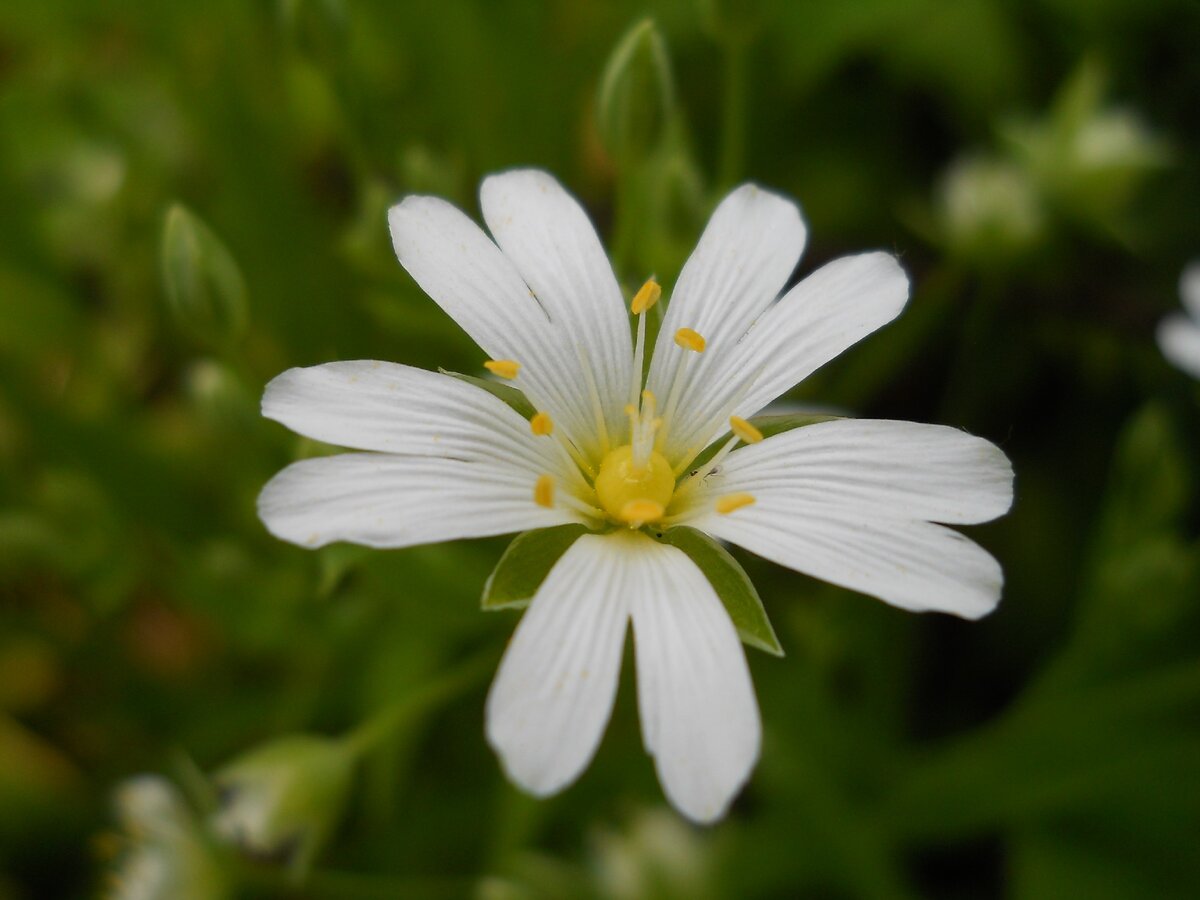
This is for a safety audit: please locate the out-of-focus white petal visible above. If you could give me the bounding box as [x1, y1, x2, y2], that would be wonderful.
[481, 169, 633, 447]
[1157, 314, 1200, 380]
[1180, 260, 1200, 321]
[485, 534, 629, 796]
[685, 419, 1013, 526]
[625, 533, 760, 824]
[387, 195, 605, 457]
[647, 185, 806, 462]
[257, 454, 578, 549]
[262, 361, 566, 473]
[662, 252, 909, 464]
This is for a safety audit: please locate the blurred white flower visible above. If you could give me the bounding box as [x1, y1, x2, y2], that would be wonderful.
[106, 776, 227, 900]
[258, 170, 1013, 822]
[1157, 262, 1200, 379]
[590, 807, 713, 900]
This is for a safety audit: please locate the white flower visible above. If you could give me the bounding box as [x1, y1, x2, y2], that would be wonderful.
[258, 169, 1013, 823]
[1157, 261, 1200, 379]
[107, 776, 227, 900]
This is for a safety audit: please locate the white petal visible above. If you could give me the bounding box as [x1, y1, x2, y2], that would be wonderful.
[661, 252, 909, 464]
[1181, 260, 1200, 321]
[625, 533, 761, 824]
[1158, 314, 1200, 380]
[647, 185, 806, 461]
[262, 361, 566, 472]
[690, 419, 1013, 526]
[485, 534, 629, 796]
[388, 194, 605, 457]
[481, 169, 633, 445]
[695, 504, 1003, 619]
[258, 453, 577, 549]
[388, 194, 549, 360]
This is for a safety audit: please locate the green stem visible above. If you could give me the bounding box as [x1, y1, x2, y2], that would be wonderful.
[344, 649, 496, 758]
[718, 38, 747, 188]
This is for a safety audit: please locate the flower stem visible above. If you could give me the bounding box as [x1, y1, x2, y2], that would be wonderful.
[718, 38, 747, 188]
[344, 649, 496, 758]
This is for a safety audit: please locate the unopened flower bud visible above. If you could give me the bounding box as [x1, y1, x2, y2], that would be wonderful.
[161, 204, 249, 347]
[936, 155, 1044, 263]
[596, 19, 676, 166]
[210, 734, 355, 875]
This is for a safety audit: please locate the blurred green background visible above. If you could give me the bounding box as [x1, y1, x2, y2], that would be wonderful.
[2, 0, 1199, 897]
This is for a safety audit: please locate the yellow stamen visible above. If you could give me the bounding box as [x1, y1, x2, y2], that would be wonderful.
[530, 412, 554, 435]
[534, 475, 555, 508]
[619, 499, 665, 526]
[674, 327, 706, 353]
[484, 359, 520, 379]
[716, 492, 756, 515]
[630, 278, 661, 315]
[729, 415, 764, 444]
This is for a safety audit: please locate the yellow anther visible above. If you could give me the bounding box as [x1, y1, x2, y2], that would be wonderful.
[619, 499, 666, 525]
[484, 359, 521, 379]
[534, 475, 555, 508]
[530, 412, 554, 436]
[716, 492, 756, 515]
[631, 278, 662, 315]
[729, 416, 764, 444]
[674, 327, 707, 353]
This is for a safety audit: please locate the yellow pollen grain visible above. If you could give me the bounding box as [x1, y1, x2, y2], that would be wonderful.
[534, 475, 555, 508]
[630, 278, 661, 315]
[674, 327, 707, 353]
[619, 498, 665, 524]
[729, 416, 764, 444]
[716, 492, 756, 515]
[484, 359, 521, 379]
[530, 412, 554, 435]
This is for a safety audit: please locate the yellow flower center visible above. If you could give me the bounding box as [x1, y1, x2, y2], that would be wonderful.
[594, 444, 674, 526]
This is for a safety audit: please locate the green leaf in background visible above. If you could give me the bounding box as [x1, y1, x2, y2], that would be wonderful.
[659, 526, 783, 657]
[684, 413, 842, 476]
[1094, 402, 1191, 550]
[596, 18, 675, 166]
[482, 524, 590, 611]
[439, 368, 538, 420]
[160, 204, 249, 348]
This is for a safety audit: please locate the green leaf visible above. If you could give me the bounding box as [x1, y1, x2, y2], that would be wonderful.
[658, 526, 782, 656]
[683, 413, 841, 476]
[482, 525, 590, 611]
[439, 369, 537, 420]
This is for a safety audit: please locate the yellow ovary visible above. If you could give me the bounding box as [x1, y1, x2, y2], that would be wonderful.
[594, 445, 674, 526]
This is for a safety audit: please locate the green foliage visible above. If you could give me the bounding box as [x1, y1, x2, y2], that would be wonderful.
[0, 0, 1198, 897]
[482, 525, 590, 611]
[440, 369, 538, 421]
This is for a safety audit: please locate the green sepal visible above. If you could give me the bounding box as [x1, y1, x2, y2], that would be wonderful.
[482, 524, 591, 611]
[657, 526, 783, 656]
[439, 368, 537, 420]
[683, 412, 842, 476]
